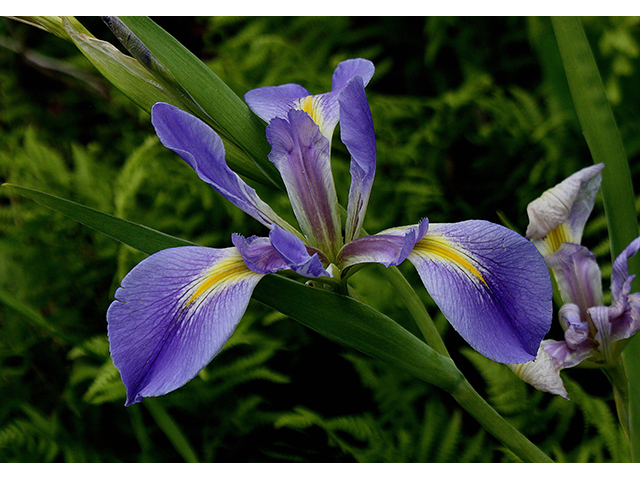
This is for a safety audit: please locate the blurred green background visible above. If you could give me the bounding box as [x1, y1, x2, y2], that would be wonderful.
[1, 16, 639, 462]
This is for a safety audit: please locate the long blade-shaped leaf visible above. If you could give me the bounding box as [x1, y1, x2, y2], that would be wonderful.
[552, 16, 640, 459]
[3, 183, 458, 389]
[114, 16, 282, 190]
[2, 184, 194, 254]
[3, 183, 551, 461]
[63, 18, 192, 115]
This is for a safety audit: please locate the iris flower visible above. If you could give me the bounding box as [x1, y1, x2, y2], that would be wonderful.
[107, 59, 552, 406]
[510, 164, 640, 397]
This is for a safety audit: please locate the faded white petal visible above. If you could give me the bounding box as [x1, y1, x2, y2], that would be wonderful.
[525, 164, 603, 256]
[508, 345, 569, 399]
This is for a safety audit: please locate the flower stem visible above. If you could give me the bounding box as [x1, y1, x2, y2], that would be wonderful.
[604, 362, 631, 439]
[375, 264, 552, 461]
[450, 378, 554, 462]
[376, 264, 451, 358]
[552, 16, 640, 461]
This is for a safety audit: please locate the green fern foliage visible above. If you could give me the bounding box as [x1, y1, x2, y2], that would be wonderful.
[2, 16, 640, 462]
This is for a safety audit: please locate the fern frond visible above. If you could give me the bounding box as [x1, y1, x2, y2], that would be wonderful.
[82, 360, 126, 404]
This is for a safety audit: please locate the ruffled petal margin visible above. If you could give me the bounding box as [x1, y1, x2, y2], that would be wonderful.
[525, 163, 603, 256]
[508, 345, 569, 399]
[107, 246, 263, 406]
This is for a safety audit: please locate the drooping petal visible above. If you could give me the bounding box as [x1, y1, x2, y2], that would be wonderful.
[151, 103, 296, 234]
[340, 76, 377, 242]
[545, 243, 604, 315]
[107, 246, 264, 406]
[266, 109, 342, 257]
[337, 219, 429, 269]
[525, 163, 603, 256]
[407, 220, 553, 364]
[508, 345, 569, 399]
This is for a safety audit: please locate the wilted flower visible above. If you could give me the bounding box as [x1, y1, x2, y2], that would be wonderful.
[510, 164, 640, 397]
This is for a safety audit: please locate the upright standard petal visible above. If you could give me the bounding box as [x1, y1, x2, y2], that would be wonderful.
[107, 246, 263, 406]
[331, 58, 375, 91]
[266, 110, 343, 257]
[340, 76, 377, 243]
[151, 103, 297, 235]
[525, 163, 603, 256]
[408, 220, 552, 364]
[545, 242, 604, 318]
[245, 58, 375, 140]
[611, 236, 640, 303]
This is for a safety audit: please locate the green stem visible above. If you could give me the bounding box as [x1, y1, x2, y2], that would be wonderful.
[552, 16, 640, 460]
[380, 266, 551, 460]
[604, 362, 631, 439]
[376, 264, 451, 359]
[451, 378, 553, 462]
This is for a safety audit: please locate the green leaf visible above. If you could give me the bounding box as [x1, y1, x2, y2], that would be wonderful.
[7, 15, 92, 40]
[552, 16, 640, 461]
[62, 18, 193, 114]
[2, 184, 194, 255]
[2, 183, 552, 462]
[2, 183, 461, 392]
[253, 275, 462, 393]
[114, 16, 283, 190]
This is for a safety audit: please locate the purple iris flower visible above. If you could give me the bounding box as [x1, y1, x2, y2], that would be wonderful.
[509, 164, 640, 398]
[107, 58, 552, 406]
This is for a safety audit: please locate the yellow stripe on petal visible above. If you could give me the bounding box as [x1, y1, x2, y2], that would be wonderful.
[187, 253, 256, 307]
[298, 96, 326, 134]
[542, 223, 571, 256]
[412, 234, 488, 286]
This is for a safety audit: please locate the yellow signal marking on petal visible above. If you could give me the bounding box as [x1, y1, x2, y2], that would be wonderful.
[186, 255, 254, 307]
[298, 96, 324, 132]
[413, 234, 488, 286]
[544, 223, 571, 255]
